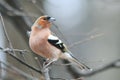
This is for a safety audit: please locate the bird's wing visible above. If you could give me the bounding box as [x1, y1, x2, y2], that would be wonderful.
[48, 35, 67, 52]
[48, 35, 91, 70]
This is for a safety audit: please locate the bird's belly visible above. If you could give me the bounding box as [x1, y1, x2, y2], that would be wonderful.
[29, 38, 61, 59]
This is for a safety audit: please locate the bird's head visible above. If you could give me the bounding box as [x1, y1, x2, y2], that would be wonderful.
[34, 15, 56, 28]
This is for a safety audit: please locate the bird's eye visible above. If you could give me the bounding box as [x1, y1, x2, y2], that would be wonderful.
[43, 17, 51, 20]
[43, 18, 47, 20]
[46, 17, 50, 20]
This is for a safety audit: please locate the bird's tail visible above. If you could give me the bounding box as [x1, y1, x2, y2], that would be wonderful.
[61, 52, 90, 70]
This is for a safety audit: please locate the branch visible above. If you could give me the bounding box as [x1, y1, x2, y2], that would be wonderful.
[0, 47, 54, 80]
[0, 47, 51, 80]
[0, 47, 30, 53]
[0, 60, 38, 80]
[72, 59, 120, 80]
[0, 47, 42, 74]
[52, 59, 120, 80]
[69, 33, 104, 48]
[81, 59, 120, 76]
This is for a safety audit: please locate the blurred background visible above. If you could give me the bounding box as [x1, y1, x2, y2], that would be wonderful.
[0, 0, 120, 80]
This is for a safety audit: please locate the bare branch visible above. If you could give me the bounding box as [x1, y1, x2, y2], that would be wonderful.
[52, 59, 120, 80]
[0, 47, 52, 80]
[69, 33, 104, 48]
[0, 47, 30, 53]
[74, 59, 120, 78]
[0, 60, 38, 80]
[0, 47, 42, 74]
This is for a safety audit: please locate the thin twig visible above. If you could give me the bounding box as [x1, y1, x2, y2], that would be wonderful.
[0, 47, 42, 74]
[0, 47, 30, 53]
[0, 60, 38, 80]
[69, 33, 104, 48]
[0, 13, 16, 56]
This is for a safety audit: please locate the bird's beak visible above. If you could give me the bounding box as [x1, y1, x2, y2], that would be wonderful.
[48, 17, 56, 22]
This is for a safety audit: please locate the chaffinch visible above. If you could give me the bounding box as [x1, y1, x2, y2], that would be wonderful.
[29, 15, 90, 69]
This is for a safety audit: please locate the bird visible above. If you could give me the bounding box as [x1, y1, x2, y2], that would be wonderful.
[29, 15, 90, 70]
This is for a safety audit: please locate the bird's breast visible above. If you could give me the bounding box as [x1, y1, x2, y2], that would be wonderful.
[29, 33, 47, 52]
[29, 28, 61, 59]
[29, 34, 61, 59]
